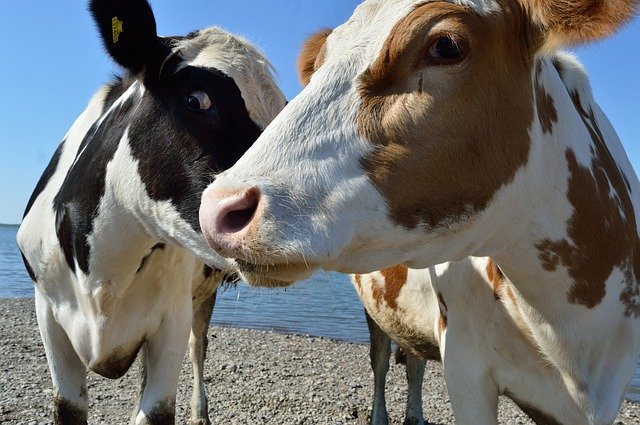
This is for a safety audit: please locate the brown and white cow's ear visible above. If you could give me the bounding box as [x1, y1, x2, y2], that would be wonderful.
[90, 0, 167, 75]
[296, 29, 332, 87]
[523, 0, 638, 51]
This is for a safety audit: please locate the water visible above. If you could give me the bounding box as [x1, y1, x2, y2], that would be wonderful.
[212, 272, 369, 343]
[0, 224, 33, 297]
[2, 224, 638, 402]
[0, 224, 370, 343]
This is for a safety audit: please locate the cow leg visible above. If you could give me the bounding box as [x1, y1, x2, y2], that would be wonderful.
[365, 309, 391, 425]
[134, 345, 149, 423]
[189, 288, 217, 425]
[403, 350, 426, 425]
[441, 328, 498, 425]
[35, 292, 88, 425]
[132, 292, 192, 425]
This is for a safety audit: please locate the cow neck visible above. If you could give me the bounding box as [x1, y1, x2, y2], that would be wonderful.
[484, 59, 639, 326]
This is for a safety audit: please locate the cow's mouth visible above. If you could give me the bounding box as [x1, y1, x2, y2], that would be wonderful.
[234, 259, 317, 287]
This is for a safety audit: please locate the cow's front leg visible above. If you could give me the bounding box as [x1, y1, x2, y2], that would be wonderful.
[189, 287, 217, 425]
[35, 292, 88, 424]
[440, 323, 498, 425]
[403, 350, 426, 425]
[133, 292, 192, 425]
[365, 309, 391, 425]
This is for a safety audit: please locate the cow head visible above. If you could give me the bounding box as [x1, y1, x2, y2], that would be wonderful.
[199, 0, 637, 286]
[19, 0, 286, 277]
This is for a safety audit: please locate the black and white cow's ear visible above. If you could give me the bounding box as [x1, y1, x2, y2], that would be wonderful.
[89, 0, 166, 74]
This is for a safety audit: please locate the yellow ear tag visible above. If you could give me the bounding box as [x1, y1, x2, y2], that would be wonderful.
[112, 16, 124, 44]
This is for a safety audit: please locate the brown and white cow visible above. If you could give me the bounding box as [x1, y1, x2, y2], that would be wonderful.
[17, 0, 285, 423]
[199, 0, 640, 423]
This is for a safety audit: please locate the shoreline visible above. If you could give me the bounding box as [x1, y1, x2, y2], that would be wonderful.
[1, 297, 638, 424]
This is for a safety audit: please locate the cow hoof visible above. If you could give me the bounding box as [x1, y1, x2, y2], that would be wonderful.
[190, 419, 211, 425]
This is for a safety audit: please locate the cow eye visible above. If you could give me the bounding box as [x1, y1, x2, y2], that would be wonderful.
[186, 90, 213, 111]
[426, 36, 465, 63]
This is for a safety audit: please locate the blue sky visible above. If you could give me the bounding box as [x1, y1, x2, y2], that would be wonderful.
[0, 1, 638, 224]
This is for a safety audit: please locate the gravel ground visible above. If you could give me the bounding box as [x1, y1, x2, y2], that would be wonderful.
[1, 298, 638, 424]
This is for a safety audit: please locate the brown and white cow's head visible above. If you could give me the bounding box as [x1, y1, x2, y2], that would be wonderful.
[199, 0, 638, 286]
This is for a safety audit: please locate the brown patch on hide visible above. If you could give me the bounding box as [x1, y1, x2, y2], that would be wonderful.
[377, 265, 409, 310]
[536, 91, 640, 315]
[552, 57, 565, 80]
[437, 292, 448, 334]
[534, 62, 557, 134]
[297, 29, 332, 87]
[371, 275, 385, 310]
[353, 274, 363, 295]
[486, 258, 505, 300]
[438, 311, 447, 335]
[358, 2, 535, 231]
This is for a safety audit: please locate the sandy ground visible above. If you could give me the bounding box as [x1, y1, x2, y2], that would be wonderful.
[1, 298, 638, 424]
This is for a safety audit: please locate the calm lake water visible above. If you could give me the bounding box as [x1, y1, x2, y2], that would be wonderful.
[2, 224, 638, 402]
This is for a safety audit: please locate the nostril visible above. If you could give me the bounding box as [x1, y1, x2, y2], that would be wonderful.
[222, 208, 255, 233]
[215, 188, 260, 234]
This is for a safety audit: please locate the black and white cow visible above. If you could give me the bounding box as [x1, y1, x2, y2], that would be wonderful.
[16, 0, 286, 423]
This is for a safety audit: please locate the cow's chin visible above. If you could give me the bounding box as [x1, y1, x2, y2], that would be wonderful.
[234, 259, 317, 287]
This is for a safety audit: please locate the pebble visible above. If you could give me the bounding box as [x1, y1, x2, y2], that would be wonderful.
[1, 298, 638, 424]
